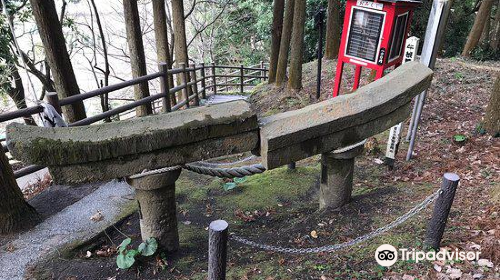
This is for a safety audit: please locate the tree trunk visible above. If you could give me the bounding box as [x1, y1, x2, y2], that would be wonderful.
[152, 0, 176, 105]
[123, 0, 152, 117]
[275, 0, 295, 86]
[480, 6, 492, 47]
[287, 0, 307, 90]
[0, 151, 40, 234]
[490, 0, 500, 51]
[8, 66, 36, 126]
[462, 0, 495, 56]
[484, 75, 500, 136]
[268, 0, 285, 83]
[29, 0, 87, 123]
[171, 0, 192, 99]
[325, 0, 341, 59]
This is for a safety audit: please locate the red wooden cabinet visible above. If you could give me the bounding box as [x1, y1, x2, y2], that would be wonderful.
[333, 0, 421, 97]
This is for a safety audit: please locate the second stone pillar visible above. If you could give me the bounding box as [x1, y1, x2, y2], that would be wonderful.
[319, 143, 365, 210]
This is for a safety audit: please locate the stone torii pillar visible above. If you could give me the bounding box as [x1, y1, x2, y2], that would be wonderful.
[126, 167, 182, 252]
[319, 141, 365, 210]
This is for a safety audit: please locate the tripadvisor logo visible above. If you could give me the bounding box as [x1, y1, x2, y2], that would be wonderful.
[375, 244, 481, 267]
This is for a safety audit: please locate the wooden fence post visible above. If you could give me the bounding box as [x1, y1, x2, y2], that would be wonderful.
[260, 61, 265, 83]
[46, 92, 62, 115]
[180, 63, 190, 108]
[212, 63, 217, 95]
[190, 64, 200, 106]
[240, 65, 244, 94]
[159, 63, 171, 113]
[425, 173, 460, 250]
[200, 63, 207, 99]
[208, 220, 229, 280]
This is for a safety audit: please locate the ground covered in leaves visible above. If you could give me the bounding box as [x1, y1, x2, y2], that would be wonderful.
[30, 58, 498, 280]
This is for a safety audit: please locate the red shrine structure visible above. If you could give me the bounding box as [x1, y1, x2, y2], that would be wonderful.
[333, 0, 422, 97]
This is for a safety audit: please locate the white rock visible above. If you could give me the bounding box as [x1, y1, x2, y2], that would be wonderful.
[477, 259, 493, 268]
[434, 264, 443, 272]
[446, 268, 462, 279]
[472, 273, 483, 279]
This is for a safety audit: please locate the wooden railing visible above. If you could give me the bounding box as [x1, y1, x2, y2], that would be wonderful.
[0, 62, 268, 179]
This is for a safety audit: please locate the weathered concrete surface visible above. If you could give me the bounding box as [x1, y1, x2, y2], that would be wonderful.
[259, 62, 433, 169]
[319, 144, 364, 210]
[7, 100, 258, 166]
[127, 167, 182, 252]
[49, 131, 259, 184]
[262, 103, 412, 168]
[0, 181, 136, 280]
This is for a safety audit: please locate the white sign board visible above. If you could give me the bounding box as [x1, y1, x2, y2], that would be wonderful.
[385, 37, 420, 166]
[357, 0, 384, 10]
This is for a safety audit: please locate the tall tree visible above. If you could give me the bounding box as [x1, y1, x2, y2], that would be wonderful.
[490, 0, 500, 50]
[462, 0, 495, 56]
[123, 0, 152, 117]
[325, 0, 341, 59]
[275, 0, 295, 86]
[287, 0, 307, 90]
[0, 151, 40, 234]
[484, 75, 500, 136]
[268, 0, 285, 83]
[171, 0, 192, 97]
[29, 0, 87, 123]
[152, 0, 176, 105]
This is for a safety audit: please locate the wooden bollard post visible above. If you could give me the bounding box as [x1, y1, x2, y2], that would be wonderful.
[46, 92, 62, 115]
[180, 63, 190, 108]
[208, 220, 229, 280]
[425, 173, 460, 250]
[190, 64, 200, 106]
[260, 61, 265, 82]
[200, 63, 207, 99]
[159, 63, 171, 113]
[240, 65, 244, 94]
[212, 63, 217, 95]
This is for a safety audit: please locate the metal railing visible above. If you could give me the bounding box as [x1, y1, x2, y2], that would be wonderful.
[0, 61, 268, 179]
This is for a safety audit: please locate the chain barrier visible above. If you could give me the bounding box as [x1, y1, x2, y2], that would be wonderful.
[231, 189, 440, 254]
[183, 163, 266, 178]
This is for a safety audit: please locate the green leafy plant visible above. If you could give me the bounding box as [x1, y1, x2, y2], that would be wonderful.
[223, 177, 247, 191]
[453, 134, 467, 144]
[116, 237, 158, 269]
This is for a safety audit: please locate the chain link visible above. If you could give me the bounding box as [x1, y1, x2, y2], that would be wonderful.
[231, 190, 441, 254]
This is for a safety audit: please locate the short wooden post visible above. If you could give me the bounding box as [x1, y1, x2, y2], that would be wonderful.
[208, 220, 229, 280]
[46, 92, 62, 115]
[200, 63, 207, 99]
[190, 64, 200, 106]
[425, 173, 460, 250]
[159, 63, 171, 113]
[180, 63, 190, 108]
[212, 63, 217, 95]
[260, 61, 265, 82]
[240, 65, 244, 94]
[288, 162, 296, 170]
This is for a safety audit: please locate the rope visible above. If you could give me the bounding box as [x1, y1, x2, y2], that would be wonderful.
[183, 163, 266, 178]
[196, 155, 258, 167]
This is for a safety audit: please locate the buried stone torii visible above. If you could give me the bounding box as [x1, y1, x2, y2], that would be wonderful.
[7, 62, 433, 252]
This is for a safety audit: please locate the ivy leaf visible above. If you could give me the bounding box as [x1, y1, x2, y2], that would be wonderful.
[233, 177, 247, 184]
[116, 250, 136, 269]
[453, 134, 467, 143]
[223, 182, 237, 191]
[118, 238, 132, 253]
[139, 238, 158, 257]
